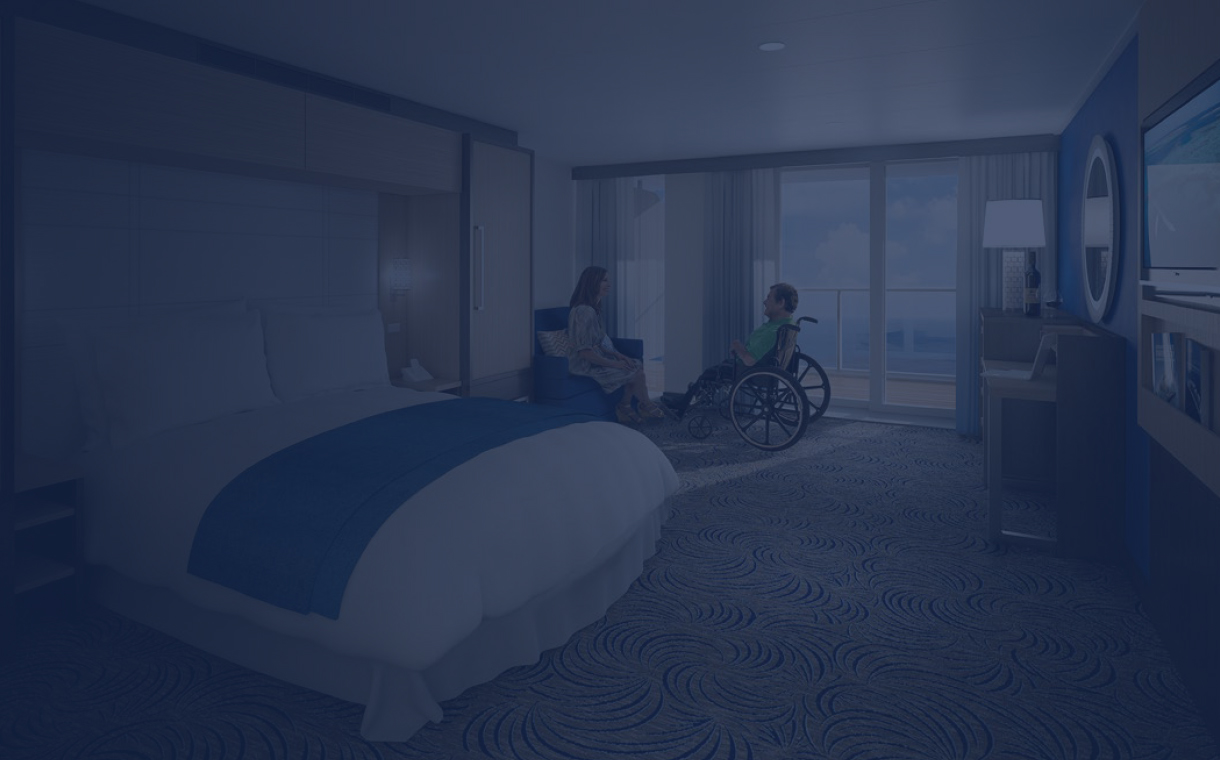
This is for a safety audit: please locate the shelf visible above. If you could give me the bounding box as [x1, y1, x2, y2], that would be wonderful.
[1142, 296, 1220, 335]
[14, 551, 75, 595]
[15, 452, 81, 493]
[15, 499, 75, 531]
[1138, 295, 1219, 499]
[1138, 386, 1220, 498]
[392, 377, 461, 393]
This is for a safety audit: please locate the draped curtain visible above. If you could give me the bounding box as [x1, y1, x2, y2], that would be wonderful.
[702, 169, 781, 367]
[581, 177, 632, 335]
[956, 151, 1058, 436]
[581, 170, 780, 371]
[579, 177, 669, 347]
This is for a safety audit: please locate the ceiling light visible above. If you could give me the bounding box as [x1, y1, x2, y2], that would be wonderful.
[758, 41, 785, 52]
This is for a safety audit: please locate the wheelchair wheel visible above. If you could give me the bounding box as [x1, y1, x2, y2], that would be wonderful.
[790, 352, 831, 422]
[688, 414, 714, 439]
[729, 367, 809, 451]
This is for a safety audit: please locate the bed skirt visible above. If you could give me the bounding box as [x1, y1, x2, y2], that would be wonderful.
[90, 504, 668, 742]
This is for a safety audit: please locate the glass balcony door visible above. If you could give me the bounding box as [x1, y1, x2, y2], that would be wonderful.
[780, 162, 957, 418]
[883, 161, 957, 413]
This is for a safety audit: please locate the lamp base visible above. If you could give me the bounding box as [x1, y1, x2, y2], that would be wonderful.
[1002, 249, 1025, 311]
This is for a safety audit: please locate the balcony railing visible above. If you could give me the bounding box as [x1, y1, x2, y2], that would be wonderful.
[796, 286, 956, 381]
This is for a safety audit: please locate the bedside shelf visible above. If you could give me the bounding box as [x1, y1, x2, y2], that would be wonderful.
[11, 454, 82, 605]
[392, 377, 461, 393]
[15, 499, 76, 531]
[1138, 291, 1220, 499]
[14, 551, 75, 595]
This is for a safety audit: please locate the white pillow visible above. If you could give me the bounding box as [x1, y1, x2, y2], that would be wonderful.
[537, 330, 570, 358]
[62, 300, 247, 451]
[91, 310, 279, 447]
[261, 309, 390, 402]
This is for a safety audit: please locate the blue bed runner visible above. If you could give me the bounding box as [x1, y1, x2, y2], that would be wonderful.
[187, 398, 601, 619]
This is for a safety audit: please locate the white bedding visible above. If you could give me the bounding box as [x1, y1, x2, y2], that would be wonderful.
[79, 386, 678, 729]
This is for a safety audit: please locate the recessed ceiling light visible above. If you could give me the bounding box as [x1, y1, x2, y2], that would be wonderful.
[758, 41, 785, 52]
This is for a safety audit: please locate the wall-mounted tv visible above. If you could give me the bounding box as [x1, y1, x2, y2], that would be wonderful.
[1142, 57, 1220, 296]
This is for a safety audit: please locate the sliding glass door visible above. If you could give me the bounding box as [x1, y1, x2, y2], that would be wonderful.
[884, 161, 957, 412]
[781, 161, 957, 417]
[779, 167, 871, 404]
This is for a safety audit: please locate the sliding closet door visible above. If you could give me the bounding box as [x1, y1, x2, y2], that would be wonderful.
[466, 140, 532, 399]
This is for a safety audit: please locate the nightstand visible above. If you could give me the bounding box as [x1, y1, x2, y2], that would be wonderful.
[392, 377, 462, 394]
[13, 454, 83, 616]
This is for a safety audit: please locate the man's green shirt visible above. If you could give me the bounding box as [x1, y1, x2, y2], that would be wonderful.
[742, 317, 793, 363]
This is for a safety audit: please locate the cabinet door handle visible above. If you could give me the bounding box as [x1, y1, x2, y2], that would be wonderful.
[473, 224, 486, 311]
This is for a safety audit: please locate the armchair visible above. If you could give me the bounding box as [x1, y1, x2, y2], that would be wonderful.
[533, 306, 644, 421]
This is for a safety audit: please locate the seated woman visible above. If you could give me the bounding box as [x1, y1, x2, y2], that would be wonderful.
[567, 266, 665, 424]
[666, 282, 798, 419]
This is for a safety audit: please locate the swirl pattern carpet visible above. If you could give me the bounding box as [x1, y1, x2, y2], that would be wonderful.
[2, 416, 1217, 759]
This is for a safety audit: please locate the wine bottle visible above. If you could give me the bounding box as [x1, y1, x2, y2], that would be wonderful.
[1024, 251, 1041, 317]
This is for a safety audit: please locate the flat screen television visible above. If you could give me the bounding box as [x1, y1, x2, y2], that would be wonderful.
[1142, 57, 1220, 296]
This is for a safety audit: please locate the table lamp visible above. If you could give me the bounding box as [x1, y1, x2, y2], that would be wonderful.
[982, 199, 1046, 311]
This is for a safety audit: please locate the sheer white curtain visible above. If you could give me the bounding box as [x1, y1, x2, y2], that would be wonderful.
[956, 151, 1058, 436]
[576, 178, 630, 334]
[575, 177, 664, 351]
[702, 168, 781, 367]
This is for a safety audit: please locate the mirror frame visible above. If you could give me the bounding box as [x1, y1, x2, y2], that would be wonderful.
[1081, 134, 1120, 323]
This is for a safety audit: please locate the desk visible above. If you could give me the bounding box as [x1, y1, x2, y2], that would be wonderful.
[983, 360, 1057, 548]
[978, 315, 1125, 559]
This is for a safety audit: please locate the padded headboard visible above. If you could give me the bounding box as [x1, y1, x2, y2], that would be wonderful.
[18, 149, 379, 461]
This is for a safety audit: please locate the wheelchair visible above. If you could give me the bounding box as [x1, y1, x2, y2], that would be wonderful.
[684, 316, 831, 451]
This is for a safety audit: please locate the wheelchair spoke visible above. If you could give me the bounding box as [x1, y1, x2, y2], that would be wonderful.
[791, 352, 832, 422]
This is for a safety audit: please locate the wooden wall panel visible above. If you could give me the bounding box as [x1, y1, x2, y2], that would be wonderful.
[306, 96, 460, 193]
[16, 21, 305, 169]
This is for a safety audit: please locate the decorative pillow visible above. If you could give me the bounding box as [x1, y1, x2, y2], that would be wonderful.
[261, 309, 391, 402]
[537, 330, 570, 358]
[91, 309, 279, 448]
[61, 300, 247, 451]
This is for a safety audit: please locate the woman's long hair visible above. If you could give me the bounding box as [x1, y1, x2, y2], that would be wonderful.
[569, 265, 607, 312]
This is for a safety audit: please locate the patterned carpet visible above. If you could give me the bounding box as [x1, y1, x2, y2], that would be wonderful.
[3, 416, 1217, 759]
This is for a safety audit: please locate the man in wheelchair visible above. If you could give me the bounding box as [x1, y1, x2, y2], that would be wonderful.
[665, 282, 798, 420]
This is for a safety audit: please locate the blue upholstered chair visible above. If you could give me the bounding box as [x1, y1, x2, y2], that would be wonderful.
[533, 306, 644, 421]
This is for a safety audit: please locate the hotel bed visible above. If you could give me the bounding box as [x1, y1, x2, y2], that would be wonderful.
[48, 304, 678, 741]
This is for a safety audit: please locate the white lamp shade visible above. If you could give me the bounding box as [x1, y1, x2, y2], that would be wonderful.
[982, 199, 1047, 248]
[389, 258, 412, 291]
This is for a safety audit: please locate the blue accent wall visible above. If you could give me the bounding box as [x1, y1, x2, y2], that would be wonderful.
[1056, 39, 1150, 576]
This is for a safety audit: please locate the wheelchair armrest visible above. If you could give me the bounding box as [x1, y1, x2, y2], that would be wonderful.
[612, 337, 644, 360]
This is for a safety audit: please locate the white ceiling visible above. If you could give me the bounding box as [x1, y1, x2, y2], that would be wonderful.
[77, 0, 1144, 168]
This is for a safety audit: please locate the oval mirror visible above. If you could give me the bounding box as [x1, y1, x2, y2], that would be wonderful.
[1082, 134, 1119, 322]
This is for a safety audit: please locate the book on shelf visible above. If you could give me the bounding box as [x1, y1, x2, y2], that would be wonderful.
[1151, 331, 1183, 408]
[1184, 338, 1212, 427]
